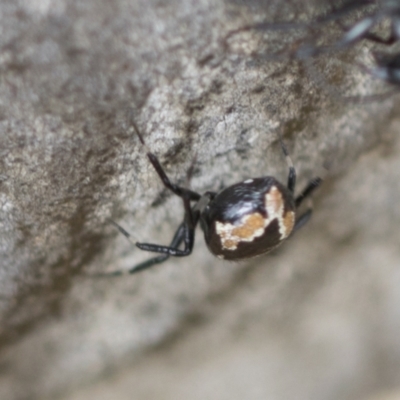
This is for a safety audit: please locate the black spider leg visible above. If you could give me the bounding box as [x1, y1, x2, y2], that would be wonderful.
[103, 221, 188, 276]
[293, 177, 322, 231]
[132, 121, 201, 257]
[136, 196, 200, 256]
[133, 122, 201, 201]
[278, 136, 296, 193]
[278, 135, 321, 232]
[362, 28, 399, 45]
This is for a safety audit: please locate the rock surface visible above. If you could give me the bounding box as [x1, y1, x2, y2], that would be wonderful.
[0, 0, 399, 399]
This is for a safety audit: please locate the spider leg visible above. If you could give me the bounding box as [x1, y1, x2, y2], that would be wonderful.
[287, 176, 321, 234]
[129, 223, 186, 274]
[98, 221, 188, 277]
[108, 219, 136, 245]
[136, 194, 200, 257]
[363, 31, 398, 45]
[293, 209, 313, 232]
[133, 122, 201, 201]
[145, 152, 201, 200]
[132, 121, 202, 256]
[103, 192, 201, 278]
[99, 122, 204, 277]
[295, 177, 322, 208]
[364, 13, 400, 46]
[293, 178, 322, 232]
[278, 136, 296, 193]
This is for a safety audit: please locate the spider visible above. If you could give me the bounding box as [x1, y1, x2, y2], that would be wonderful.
[319, 0, 400, 85]
[223, 0, 376, 59]
[108, 124, 322, 276]
[225, 0, 400, 85]
[331, 0, 400, 47]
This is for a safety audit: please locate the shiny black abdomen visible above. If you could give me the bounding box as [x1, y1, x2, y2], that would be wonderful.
[200, 177, 295, 260]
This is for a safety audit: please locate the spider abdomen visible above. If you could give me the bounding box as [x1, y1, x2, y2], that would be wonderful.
[200, 177, 296, 260]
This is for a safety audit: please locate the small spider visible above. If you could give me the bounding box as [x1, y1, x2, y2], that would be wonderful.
[323, 0, 400, 85]
[332, 0, 400, 48]
[223, 0, 376, 59]
[225, 0, 400, 85]
[232, 0, 397, 50]
[108, 124, 322, 275]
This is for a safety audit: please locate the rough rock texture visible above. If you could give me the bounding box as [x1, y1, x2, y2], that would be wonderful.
[0, 0, 400, 399]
